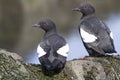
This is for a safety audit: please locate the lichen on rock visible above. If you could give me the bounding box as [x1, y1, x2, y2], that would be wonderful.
[0, 49, 120, 80]
[0, 49, 71, 80]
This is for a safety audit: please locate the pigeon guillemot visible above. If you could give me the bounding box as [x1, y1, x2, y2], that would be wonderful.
[32, 19, 69, 75]
[72, 3, 117, 56]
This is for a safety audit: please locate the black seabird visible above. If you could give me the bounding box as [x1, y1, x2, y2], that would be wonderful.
[32, 19, 69, 75]
[72, 3, 116, 56]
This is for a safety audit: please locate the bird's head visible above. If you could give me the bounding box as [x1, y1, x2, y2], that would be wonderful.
[72, 3, 95, 16]
[32, 19, 56, 32]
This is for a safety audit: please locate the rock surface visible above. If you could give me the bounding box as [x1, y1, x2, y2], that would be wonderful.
[0, 49, 120, 80]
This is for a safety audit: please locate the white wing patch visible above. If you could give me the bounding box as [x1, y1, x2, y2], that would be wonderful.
[110, 32, 113, 39]
[80, 28, 97, 43]
[57, 44, 69, 57]
[37, 45, 46, 58]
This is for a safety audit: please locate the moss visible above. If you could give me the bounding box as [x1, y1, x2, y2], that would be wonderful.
[0, 53, 36, 80]
[83, 67, 87, 75]
[95, 57, 120, 80]
[83, 56, 120, 80]
[83, 66, 99, 80]
[1, 49, 120, 80]
[23, 63, 71, 80]
[106, 57, 120, 79]
[0, 52, 71, 80]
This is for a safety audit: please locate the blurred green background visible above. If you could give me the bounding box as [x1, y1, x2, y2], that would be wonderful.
[0, 0, 120, 63]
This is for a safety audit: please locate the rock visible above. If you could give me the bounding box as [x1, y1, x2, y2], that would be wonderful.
[0, 49, 120, 80]
[64, 57, 120, 80]
[0, 49, 71, 80]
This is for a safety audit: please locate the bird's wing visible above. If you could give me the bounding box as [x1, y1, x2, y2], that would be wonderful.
[78, 22, 106, 55]
[100, 21, 113, 39]
[37, 40, 50, 58]
[52, 36, 69, 57]
[79, 22, 97, 43]
[56, 43, 69, 57]
[100, 21, 116, 53]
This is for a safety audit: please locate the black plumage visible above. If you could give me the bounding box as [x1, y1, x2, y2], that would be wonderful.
[32, 19, 69, 76]
[72, 3, 116, 56]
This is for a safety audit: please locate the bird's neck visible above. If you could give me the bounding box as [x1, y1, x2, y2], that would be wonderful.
[81, 13, 95, 19]
[44, 29, 57, 37]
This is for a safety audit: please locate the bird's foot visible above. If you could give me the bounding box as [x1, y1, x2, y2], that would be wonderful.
[82, 56, 90, 59]
[72, 56, 89, 61]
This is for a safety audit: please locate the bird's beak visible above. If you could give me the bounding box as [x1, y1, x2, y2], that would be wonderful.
[72, 7, 81, 11]
[32, 24, 41, 27]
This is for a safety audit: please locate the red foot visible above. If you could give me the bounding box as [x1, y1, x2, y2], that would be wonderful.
[82, 56, 89, 59]
[72, 56, 89, 60]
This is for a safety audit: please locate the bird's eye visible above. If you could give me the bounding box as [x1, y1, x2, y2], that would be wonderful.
[84, 6, 87, 9]
[43, 23, 48, 26]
